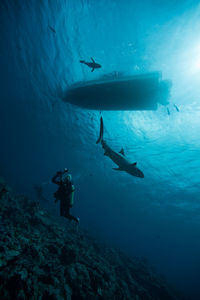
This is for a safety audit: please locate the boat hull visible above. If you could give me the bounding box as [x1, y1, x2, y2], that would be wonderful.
[64, 72, 171, 111]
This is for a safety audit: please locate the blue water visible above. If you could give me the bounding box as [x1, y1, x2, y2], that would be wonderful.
[1, 1, 200, 299]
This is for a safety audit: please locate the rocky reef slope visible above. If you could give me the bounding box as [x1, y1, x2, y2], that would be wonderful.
[0, 178, 181, 300]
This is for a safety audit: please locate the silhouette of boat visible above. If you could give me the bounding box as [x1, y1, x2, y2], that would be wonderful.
[64, 72, 171, 110]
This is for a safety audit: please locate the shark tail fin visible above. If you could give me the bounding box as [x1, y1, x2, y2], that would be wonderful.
[96, 116, 104, 144]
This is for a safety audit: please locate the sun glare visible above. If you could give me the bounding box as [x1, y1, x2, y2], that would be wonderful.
[182, 44, 200, 75]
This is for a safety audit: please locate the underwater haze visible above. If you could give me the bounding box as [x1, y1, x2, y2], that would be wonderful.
[1, 0, 200, 299]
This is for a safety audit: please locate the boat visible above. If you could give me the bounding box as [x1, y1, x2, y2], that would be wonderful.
[64, 72, 171, 111]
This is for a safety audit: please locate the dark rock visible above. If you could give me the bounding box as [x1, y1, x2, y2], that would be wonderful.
[60, 245, 78, 265]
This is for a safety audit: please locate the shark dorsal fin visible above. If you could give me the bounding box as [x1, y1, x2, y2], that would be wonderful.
[91, 57, 95, 63]
[119, 148, 125, 156]
[132, 162, 137, 166]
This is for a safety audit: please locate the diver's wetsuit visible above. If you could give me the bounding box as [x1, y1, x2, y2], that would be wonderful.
[52, 171, 78, 222]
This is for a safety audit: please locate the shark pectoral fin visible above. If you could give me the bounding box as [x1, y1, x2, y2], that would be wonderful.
[113, 167, 123, 171]
[91, 68, 95, 72]
[91, 57, 95, 63]
[119, 148, 125, 156]
[132, 162, 137, 166]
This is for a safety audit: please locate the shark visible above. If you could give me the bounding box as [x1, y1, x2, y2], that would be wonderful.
[96, 117, 144, 178]
[48, 25, 56, 34]
[80, 57, 101, 72]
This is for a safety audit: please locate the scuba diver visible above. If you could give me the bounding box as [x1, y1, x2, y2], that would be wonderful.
[52, 168, 79, 223]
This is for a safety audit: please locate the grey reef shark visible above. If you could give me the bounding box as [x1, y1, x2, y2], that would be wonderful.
[96, 117, 144, 178]
[80, 57, 101, 72]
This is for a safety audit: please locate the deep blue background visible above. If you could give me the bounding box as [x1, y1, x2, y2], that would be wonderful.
[1, 1, 200, 299]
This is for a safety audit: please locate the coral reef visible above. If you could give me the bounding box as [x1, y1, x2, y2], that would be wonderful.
[0, 178, 180, 300]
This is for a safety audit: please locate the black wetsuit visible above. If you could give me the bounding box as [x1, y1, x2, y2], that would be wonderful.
[52, 172, 78, 222]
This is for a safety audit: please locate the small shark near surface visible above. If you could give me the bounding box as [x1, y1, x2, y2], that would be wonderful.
[48, 25, 56, 34]
[96, 117, 144, 178]
[174, 104, 179, 112]
[80, 57, 101, 72]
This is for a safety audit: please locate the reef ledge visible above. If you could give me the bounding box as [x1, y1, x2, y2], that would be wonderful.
[0, 178, 181, 300]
